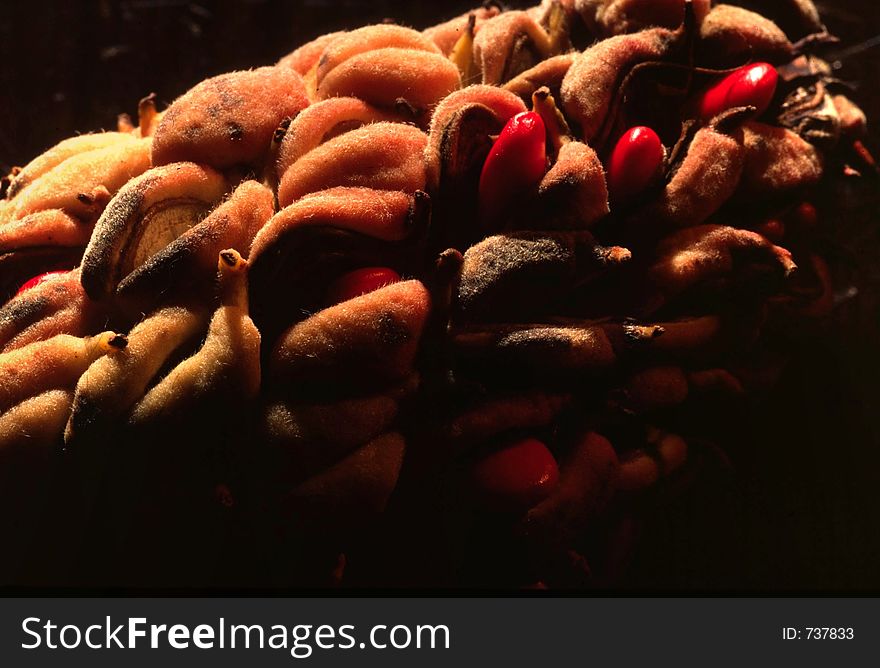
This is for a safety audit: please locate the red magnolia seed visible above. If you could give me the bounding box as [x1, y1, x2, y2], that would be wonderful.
[698, 62, 778, 122]
[470, 437, 560, 512]
[15, 270, 69, 296]
[606, 126, 665, 204]
[478, 111, 547, 225]
[326, 267, 401, 304]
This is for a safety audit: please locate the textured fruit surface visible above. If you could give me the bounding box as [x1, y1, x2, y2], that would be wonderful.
[326, 267, 402, 304]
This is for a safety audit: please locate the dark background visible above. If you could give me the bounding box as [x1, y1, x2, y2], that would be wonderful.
[1, 0, 879, 591]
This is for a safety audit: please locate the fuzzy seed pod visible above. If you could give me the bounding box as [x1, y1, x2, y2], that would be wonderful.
[739, 121, 824, 196]
[575, 0, 711, 36]
[152, 66, 310, 170]
[698, 4, 794, 67]
[423, 6, 501, 55]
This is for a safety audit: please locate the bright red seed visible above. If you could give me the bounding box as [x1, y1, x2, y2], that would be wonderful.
[793, 202, 818, 229]
[326, 267, 401, 304]
[478, 111, 547, 225]
[697, 62, 779, 122]
[470, 437, 560, 512]
[15, 270, 69, 296]
[606, 126, 665, 204]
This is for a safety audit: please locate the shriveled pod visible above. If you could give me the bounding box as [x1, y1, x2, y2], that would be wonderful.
[775, 56, 840, 147]
[504, 54, 575, 104]
[422, 6, 500, 55]
[648, 224, 797, 301]
[519, 431, 619, 558]
[152, 66, 309, 171]
[723, 0, 825, 41]
[63, 305, 209, 446]
[269, 280, 431, 397]
[617, 427, 688, 492]
[80, 162, 229, 303]
[561, 26, 681, 145]
[535, 140, 611, 229]
[0, 209, 94, 299]
[697, 4, 794, 67]
[457, 231, 631, 322]
[248, 187, 428, 335]
[0, 331, 127, 413]
[314, 25, 460, 119]
[574, 0, 710, 36]
[113, 180, 274, 308]
[263, 375, 417, 481]
[472, 5, 570, 86]
[0, 269, 102, 353]
[129, 250, 261, 425]
[279, 432, 406, 539]
[275, 97, 403, 181]
[738, 122, 823, 196]
[7, 137, 152, 223]
[832, 95, 867, 139]
[624, 119, 747, 233]
[5, 131, 136, 200]
[452, 320, 665, 385]
[277, 122, 428, 207]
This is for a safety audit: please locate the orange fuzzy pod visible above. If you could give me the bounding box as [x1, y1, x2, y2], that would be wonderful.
[276, 97, 401, 181]
[316, 47, 461, 116]
[561, 27, 679, 143]
[738, 122, 823, 196]
[537, 140, 610, 229]
[277, 122, 428, 207]
[269, 280, 431, 392]
[152, 66, 310, 170]
[628, 124, 746, 230]
[277, 30, 346, 74]
[698, 4, 794, 67]
[504, 54, 575, 104]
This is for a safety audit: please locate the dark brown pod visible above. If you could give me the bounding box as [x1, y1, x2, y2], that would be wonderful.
[698, 4, 794, 67]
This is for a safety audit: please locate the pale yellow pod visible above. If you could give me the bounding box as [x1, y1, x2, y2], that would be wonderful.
[64, 306, 208, 444]
[129, 250, 260, 425]
[0, 209, 93, 253]
[6, 132, 136, 200]
[0, 331, 126, 412]
[0, 390, 72, 468]
[10, 138, 152, 222]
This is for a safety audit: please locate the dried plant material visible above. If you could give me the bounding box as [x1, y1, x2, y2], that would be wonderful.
[276, 97, 400, 180]
[504, 54, 575, 102]
[698, 4, 794, 66]
[833, 95, 867, 138]
[724, 0, 824, 40]
[0, 209, 93, 258]
[9, 138, 152, 222]
[458, 231, 628, 321]
[561, 27, 679, 143]
[152, 67, 309, 170]
[6, 132, 136, 200]
[130, 250, 261, 425]
[270, 280, 431, 391]
[739, 122, 824, 196]
[278, 122, 428, 207]
[576, 0, 710, 36]
[649, 224, 797, 297]
[473, 9, 570, 85]
[423, 6, 501, 55]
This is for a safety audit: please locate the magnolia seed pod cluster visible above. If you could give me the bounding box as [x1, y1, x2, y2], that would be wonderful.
[0, 0, 873, 588]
